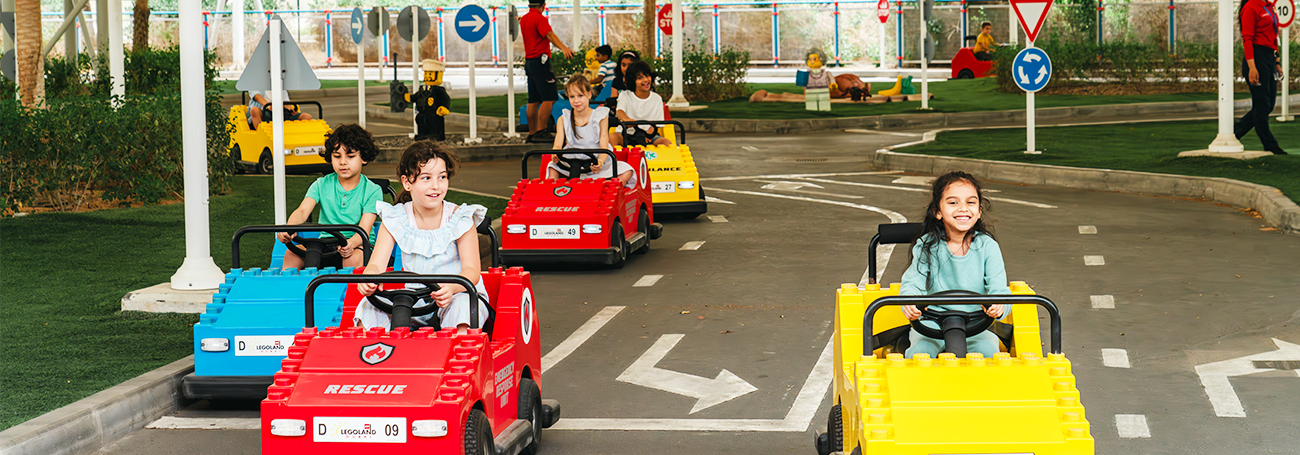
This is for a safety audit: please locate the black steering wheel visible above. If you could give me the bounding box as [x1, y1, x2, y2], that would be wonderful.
[365, 272, 442, 331]
[556, 152, 598, 178]
[283, 229, 347, 268]
[908, 289, 996, 357]
[620, 124, 652, 146]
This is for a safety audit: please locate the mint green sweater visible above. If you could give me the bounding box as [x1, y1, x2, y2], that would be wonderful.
[900, 232, 1011, 314]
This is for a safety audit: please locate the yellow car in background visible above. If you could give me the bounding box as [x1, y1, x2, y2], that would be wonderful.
[817, 223, 1094, 455]
[618, 120, 707, 220]
[227, 100, 331, 174]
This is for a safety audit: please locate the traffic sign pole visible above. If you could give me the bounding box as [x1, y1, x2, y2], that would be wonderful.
[667, 0, 687, 108]
[271, 19, 287, 223]
[877, 0, 888, 68]
[919, 4, 928, 110]
[468, 35, 478, 142]
[358, 39, 366, 128]
[412, 21, 420, 137]
[1027, 69, 1036, 154]
[506, 6, 519, 138]
[1278, 0, 1294, 121]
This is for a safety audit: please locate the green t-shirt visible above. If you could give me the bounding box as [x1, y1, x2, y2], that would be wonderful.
[305, 174, 383, 238]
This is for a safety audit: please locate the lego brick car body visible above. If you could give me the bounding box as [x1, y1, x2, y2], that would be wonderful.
[619, 120, 706, 219]
[227, 99, 332, 175]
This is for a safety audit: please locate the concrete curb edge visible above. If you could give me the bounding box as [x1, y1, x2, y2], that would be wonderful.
[0, 356, 196, 455]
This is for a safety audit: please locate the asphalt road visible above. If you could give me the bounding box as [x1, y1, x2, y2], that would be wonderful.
[102, 109, 1300, 454]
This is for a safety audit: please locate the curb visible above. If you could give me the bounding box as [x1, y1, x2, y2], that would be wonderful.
[0, 356, 195, 455]
[873, 138, 1300, 236]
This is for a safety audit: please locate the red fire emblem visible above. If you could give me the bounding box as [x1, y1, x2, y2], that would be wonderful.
[360, 343, 394, 365]
[553, 186, 572, 197]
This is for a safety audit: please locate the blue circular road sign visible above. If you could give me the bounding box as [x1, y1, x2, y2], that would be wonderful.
[349, 7, 365, 44]
[455, 5, 491, 43]
[1012, 47, 1052, 93]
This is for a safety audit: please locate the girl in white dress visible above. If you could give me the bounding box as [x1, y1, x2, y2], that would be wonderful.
[547, 74, 636, 188]
[355, 142, 490, 332]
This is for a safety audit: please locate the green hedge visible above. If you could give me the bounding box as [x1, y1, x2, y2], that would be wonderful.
[1, 47, 231, 216]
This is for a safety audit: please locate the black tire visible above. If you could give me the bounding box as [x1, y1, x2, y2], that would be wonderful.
[633, 208, 651, 254]
[230, 144, 245, 174]
[518, 378, 542, 455]
[827, 404, 844, 453]
[610, 222, 626, 269]
[462, 409, 495, 455]
[257, 149, 273, 175]
[957, 69, 975, 79]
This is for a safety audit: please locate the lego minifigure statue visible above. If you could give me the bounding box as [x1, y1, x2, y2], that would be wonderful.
[801, 49, 836, 111]
[405, 59, 452, 141]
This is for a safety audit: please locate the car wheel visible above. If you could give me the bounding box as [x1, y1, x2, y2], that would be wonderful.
[229, 144, 245, 174]
[958, 69, 975, 79]
[633, 208, 651, 254]
[610, 222, 626, 269]
[462, 409, 495, 455]
[257, 149, 273, 175]
[827, 404, 844, 453]
[518, 378, 543, 455]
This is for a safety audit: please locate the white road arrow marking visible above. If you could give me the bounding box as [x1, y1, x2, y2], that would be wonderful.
[1018, 66, 1031, 85]
[1194, 338, 1300, 417]
[459, 14, 486, 33]
[617, 334, 758, 414]
[758, 180, 824, 191]
[1035, 65, 1048, 84]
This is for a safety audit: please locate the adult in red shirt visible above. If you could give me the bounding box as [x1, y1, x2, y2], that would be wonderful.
[520, 0, 574, 143]
[1236, 0, 1287, 154]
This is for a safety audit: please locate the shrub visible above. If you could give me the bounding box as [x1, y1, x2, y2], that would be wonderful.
[648, 46, 750, 102]
[994, 37, 1221, 92]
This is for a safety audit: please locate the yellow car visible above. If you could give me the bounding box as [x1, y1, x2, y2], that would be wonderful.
[227, 101, 332, 174]
[617, 120, 707, 219]
[817, 223, 1094, 455]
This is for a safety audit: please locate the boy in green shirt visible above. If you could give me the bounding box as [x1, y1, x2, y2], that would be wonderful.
[278, 124, 384, 269]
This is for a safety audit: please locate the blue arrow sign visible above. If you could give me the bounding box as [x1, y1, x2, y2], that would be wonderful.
[349, 7, 365, 44]
[455, 5, 491, 43]
[1012, 47, 1052, 93]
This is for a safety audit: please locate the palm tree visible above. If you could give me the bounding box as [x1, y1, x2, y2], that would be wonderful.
[640, 0, 654, 56]
[15, 0, 41, 106]
[132, 0, 149, 51]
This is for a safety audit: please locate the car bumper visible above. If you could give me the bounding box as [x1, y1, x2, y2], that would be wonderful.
[500, 247, 622, 266]
[653, 200, 708, 217]
[182, 374, 273, 400]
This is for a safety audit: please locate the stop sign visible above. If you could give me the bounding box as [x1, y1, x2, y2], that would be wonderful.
[658, 4, 683, 36]
[877, 0, 890, 23]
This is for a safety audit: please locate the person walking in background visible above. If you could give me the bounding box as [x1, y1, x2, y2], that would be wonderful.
[1236, 0, 1288, 155]
[520, 0, 575, 143]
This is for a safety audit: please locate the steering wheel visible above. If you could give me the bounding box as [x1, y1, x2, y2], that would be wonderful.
[908, 289, 996, 357]
[556, 152, 598, 178]
[620, 124, 653, 146]
[365, 272, 443, 331]
[283, 229, 347, 268]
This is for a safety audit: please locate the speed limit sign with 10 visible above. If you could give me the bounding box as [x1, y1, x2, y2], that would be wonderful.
[1278, 0, 1294, 28]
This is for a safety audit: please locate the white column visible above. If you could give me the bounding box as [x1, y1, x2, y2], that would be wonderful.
[467, 38, 480, 142]
[1281, 27, 1292, 121]
[170, 0, 224, 290]
[572, 0, 581, 48]
[506, 18, 519, 138]
[96, 0, 107, 51]
[919, 3, 928, 109]
[666, 0, 688, 107]
[412, 13, 420, 138]
[1207, 0, 1244, 152]
[879, 19, 887, 68]
[233, 0, 244, 68]
[358, 37, 366, 128]
[108, 0, 122, 100]
[270, 19, 287, 224]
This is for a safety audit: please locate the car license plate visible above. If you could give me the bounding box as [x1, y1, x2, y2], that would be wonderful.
[294, 146, 324, 156]
[529, 225, 580, 239]
[233, 335, 294, 357]
[651, 181, 676, 193]
[313, 417, 406, 443]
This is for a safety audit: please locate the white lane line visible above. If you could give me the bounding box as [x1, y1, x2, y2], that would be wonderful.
[1102, 349, 1131, 368]
[705, 187, 907, 286]
[1091, 295, 1116, 309]
[795, 177, 1056, 209]
[708, 215, 729, 223]
[680, 241, 706, 250]
[741, 145, 760, 151]
[705, 196, 736, 205]
[891, 176, 934, 185]
[146, 417, 261, 430]
[1079, 225, 1098, 234]
[1084, 255, 1106, 266]
[1115, 414, 1152, 438]
[633, 275, 663, 287]
[755, 180, 864, 199]
[541, 306, 625, 372]
[844, 128, 922, 137]
[700, 171, 901, 182]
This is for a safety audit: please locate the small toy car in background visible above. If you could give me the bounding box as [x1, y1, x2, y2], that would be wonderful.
[227, 96, 331, 175]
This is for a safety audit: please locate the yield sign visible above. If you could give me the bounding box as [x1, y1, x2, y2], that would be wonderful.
[1010, 0, 1054, 44]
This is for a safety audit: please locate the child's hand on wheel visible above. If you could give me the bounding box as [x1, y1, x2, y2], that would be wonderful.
[357, 282, 378, 296]
[901, 305, 923, 321]
[984, 304, 1005, 319]
[431, 285, 462, 308]
[276, 232, 294, 243]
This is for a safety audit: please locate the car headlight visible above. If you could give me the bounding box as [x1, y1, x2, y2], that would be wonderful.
[582, 224, 602, 234]
[506, 224, 527, 234]
[678, 181, 696, 189]
[411, 420, 449, 438]
[200, 338, 229, 352]
[268, 419, 307, 437]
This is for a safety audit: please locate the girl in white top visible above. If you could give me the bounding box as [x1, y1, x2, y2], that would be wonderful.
[355, 143, 490, 333]
[548, 74, 636, 188]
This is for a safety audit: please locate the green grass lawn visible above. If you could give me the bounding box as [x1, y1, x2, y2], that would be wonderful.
[897, 119, 1300, 204]
[0, 175, 504, 430]
[447, 78, 1250, 120]
[213, 79, 386, 95]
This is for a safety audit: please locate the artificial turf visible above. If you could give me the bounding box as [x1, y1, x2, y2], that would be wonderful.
[446, 78, 1250, 120]
[0, 175, 505, 430]
[896, 119, 1300, 204]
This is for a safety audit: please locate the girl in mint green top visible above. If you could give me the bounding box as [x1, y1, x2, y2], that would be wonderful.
[899, 171, 1010, 358]
[279, 124, 383, 269]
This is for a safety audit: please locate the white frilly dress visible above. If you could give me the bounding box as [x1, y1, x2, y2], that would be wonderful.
[354, 200, 491, 330]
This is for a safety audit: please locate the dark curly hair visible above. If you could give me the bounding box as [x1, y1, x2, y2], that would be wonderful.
[321, 123, 379, 163]
[395, 141, 460, 204]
